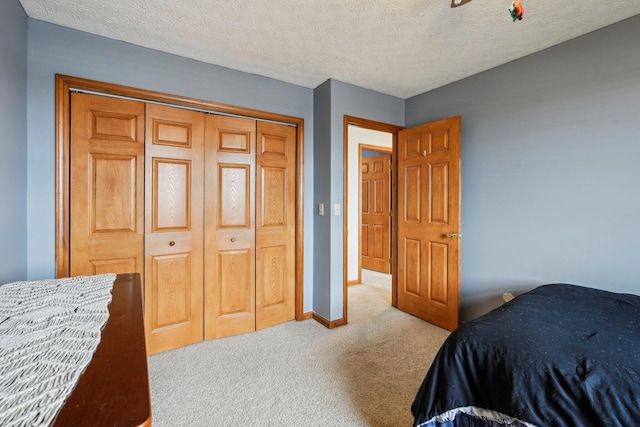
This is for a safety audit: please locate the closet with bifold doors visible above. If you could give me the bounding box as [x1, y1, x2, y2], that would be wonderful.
[204, 115, 296, 341]
[69, 92, 296, 355]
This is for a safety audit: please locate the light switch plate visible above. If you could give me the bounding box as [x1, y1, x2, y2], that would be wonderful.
[334, 204, 340, 216]
[318, 203, 324, 216]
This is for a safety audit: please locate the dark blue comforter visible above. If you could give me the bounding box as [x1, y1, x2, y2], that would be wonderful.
[412, 284, 640, 427]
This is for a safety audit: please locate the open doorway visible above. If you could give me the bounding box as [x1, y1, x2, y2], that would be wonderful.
[343, 116, 403, 323]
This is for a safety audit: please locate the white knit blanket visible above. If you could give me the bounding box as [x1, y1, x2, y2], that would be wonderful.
[0, 274, 116, 427]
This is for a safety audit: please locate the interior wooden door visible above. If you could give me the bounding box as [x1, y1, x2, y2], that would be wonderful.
[70, 93, 145, 277]
[397, 116, 461, 331]
[255, 121, 296, 330]
[204, 115, 256, 339]
[144, 103, 205, 355]
[361, 153, 391, 274]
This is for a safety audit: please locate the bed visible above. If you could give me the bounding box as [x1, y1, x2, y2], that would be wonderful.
[411, 284, 640, 427]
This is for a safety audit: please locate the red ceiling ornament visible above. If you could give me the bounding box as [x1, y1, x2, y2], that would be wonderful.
[450, 0, 526, 22]
[510, 0, 525, 20]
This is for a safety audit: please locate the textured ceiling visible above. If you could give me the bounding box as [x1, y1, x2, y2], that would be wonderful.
[19, 0, 640, 98]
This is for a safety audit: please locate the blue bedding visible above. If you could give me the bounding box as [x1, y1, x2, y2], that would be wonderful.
[411, 284, 640, 427]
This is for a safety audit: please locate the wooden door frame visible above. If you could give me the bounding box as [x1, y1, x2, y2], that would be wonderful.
[342, 116, 404, 324]
[55, 74, 307, 321]
[357, 144, 392, 280]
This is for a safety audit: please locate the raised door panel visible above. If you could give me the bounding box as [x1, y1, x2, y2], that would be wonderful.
[152, 120, 192, 148]
[403, 238, 421, 296]
[403, 135, 422, 159]
[373, 179, 385, 215]
[256, 121, 296, 330]
[91, 154, 137, 232]
[90, 258, 138, 276]
[428, 130, 449, 154]
[404, 165, 422, 223]
[428, 163, 449, 225]
[361, 179, 370, 215]
[152, 159, 191, 231]
[219, 165, 251, 229]
[260, 166, 287, 227]
[256, 245, 287, 309]
[204, 115, 256, 340]
[361, 224, 370, 257]
[373, 224, 384, 259]
[259, 128, 290, 160]
[70, 93, 144, 279]
[428, 242, 449, 306]
[218, 250, 253, 315]
[145, 103, 204, 355]
[151, 253, 192, 329]
[90, 111, 138, 142]
[217, 127, 252, 153]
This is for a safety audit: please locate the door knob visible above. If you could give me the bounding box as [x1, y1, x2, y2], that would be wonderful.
[230, 237, 236, 242]
[446, 232, 458, 239]
[169, 241, 175, 246]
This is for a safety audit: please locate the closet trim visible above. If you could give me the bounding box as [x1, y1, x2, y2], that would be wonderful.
[55, 74, 306, 321]
[70, 88, 298, 127]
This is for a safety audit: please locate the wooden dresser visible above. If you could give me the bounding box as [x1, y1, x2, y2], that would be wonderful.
[52, 273, 152, 426]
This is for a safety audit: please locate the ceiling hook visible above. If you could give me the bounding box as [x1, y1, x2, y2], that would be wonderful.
[451, 0, 473, 8]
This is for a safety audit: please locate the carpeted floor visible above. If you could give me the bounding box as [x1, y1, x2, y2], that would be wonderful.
[148, 269, 449, 426]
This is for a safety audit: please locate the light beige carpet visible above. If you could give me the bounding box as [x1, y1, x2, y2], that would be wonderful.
[148, 269, 449, 426]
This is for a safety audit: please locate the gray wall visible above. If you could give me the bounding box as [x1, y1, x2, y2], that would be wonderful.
[0, 0, 28, 284]
[26, 20, 315, 312]
[313, 80, 332, 318]
[313, 79, 404, 320]
[406, 15, 640, 321]
[21, 13, 639, 323]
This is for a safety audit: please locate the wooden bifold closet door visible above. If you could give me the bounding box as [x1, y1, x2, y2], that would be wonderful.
[144, 104, 205, 354]
[254, 121, 296, 331]
[69, 92, 296, 354]
[70, 93, 145, 278]
[204, 115, 256, 339]
[204, 116, 296, 339]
